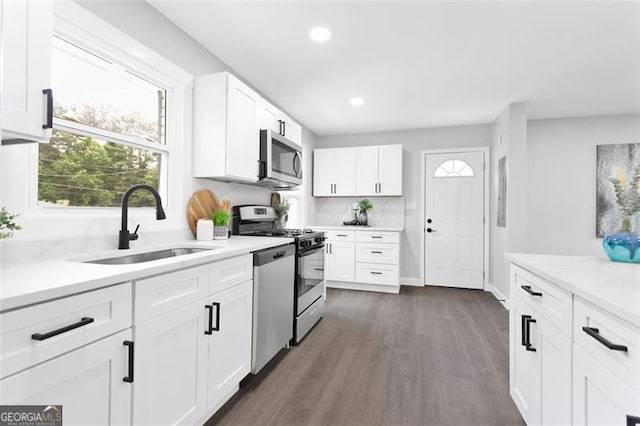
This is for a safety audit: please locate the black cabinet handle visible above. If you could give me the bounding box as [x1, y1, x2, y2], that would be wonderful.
[627, 415, 640, 426]
[314, 268, 324, 271]
[521, 315, 536, 351]
[521, 285, 542, 297]
[379, 182, 382, 193]
[42, 88, 53, 129]
[282, 121, 286, 137]
[273, 251, 285, 259]
[370, 271, 382, 275]
[371, 236, 383, 239]
[371, 251, 383, 254]
[336, 234, 348, 237]
[211, 302, 220, 331]
[205, 305, 213, 335]
[31, 317, 94, 340]
[582, 327, 628, 352]
[123, 340, 134, 383]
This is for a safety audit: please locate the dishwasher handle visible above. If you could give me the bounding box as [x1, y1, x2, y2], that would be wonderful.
[254, 243, 295, 266]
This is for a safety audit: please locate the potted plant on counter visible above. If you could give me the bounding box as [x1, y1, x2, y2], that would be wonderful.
[212, 210, 232, 240]
[274, 199, 290, 229]
[357, 199, 373, 226]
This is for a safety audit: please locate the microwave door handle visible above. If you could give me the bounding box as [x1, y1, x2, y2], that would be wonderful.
[293, 151, 302, 177]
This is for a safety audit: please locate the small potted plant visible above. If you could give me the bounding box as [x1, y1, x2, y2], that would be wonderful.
[274, 199, 290, 229]
[212, 210, 232, 240]
[0, 207, 22, 239]
[357, 199, 373, 226]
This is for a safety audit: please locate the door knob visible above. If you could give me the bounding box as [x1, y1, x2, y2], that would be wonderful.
[427, 218, 432, 224]
[426, 228, 437, 233]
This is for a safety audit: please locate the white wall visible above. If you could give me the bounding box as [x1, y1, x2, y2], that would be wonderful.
[489, 103, 528, 301]
[0, 1, 318, 261]
[317, 124, 492, 281]
[527, 114, 640, 257]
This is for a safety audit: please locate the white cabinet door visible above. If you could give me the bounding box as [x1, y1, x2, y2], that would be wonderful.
[2, 0, 53, 143]
[134, 301, 208, 425]
[226, 75, 260, 182]
[378, 144, 403, 196]
[573, 343, 640, 426]
[0, 329, 132, 426]
[509, 297, 539, 425]
[207, 280, 253, 413]
[356, 146, 379, 196]
[534, 309, 572, 425]
[279, 112, 301, 145]
[326, 242, 355, 282]
[313, 149, 335, 196]
[258, 99, 280, 134]
[333, 148, 357, 196]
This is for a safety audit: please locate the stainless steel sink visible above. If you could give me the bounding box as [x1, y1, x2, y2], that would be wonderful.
[84, 247, 215, 265]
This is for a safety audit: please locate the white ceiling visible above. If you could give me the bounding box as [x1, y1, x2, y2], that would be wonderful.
[149, 1, 639, 136]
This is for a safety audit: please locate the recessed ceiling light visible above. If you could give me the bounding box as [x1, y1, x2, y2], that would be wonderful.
[350, 97, 364, 106]
[309, 27, 331, 43]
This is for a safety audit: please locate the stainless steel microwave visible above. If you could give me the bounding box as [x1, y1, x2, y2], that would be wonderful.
[258, 129, 302, 189]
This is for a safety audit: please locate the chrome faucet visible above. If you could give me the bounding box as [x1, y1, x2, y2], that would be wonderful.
[119, 184, 166, 249]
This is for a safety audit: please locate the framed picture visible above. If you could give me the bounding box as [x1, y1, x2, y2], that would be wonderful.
[596, 143, 640, 237]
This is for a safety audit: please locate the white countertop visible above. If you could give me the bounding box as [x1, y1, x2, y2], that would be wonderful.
[312, 225, 404, 232]
[0, 236, 293, 312]
[506, 253, 640, 327]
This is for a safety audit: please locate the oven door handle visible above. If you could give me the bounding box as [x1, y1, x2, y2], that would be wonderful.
[298, 246, 324, 257]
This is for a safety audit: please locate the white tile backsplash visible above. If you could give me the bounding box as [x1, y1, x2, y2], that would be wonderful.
[315, 197, 405, 228]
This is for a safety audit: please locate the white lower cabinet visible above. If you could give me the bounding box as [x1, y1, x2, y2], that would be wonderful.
[509, 262, 640, 426]
[324, 229, 401, 293]
[133, 300, 209, 425]
[0, 329, 133, 425]
[510, 296, 571, 425]
[206, 280, 253, 413]
[573, 344, 640, 425]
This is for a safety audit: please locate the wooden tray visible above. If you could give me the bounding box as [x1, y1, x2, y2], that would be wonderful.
[187, 189, 222, 236]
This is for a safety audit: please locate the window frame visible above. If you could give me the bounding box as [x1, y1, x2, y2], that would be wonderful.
[17, 2, 193, 220]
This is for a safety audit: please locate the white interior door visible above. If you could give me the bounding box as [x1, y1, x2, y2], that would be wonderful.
[424, 151, 484, 289]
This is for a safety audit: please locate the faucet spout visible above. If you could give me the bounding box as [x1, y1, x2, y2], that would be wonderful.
[119, 184, 166, 249]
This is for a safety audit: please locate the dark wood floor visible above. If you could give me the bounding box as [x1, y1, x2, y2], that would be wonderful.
[206, 286, 525, 426]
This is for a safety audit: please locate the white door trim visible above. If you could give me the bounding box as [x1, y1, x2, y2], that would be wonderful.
[420, 147, 490, 289]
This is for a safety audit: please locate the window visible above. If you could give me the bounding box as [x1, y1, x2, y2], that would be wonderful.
[434, 159, 475, 178]
[38, 36, 170, 207]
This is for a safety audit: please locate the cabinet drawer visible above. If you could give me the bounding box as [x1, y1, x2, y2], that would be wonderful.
[355, 263, 399, 286]
[355, 243, 399, 265]
[356, 231, 399, 244]
[326, 230, 355, 241]
[510, 265, 572, 336]
[210, 254, 253, 295]
[0, 283, 132, 379]
[574, 297, 640, 395]
[135, 265, 209, 324]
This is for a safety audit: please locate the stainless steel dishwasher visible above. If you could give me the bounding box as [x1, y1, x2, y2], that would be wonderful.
[252, 243, 295, 374]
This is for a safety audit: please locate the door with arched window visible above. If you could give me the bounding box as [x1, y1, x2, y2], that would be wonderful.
[424, 151, 485, 289]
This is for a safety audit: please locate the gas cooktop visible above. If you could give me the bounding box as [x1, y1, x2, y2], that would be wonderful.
[246, 228, 318, 238]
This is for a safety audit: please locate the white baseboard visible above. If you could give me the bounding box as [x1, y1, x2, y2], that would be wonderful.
[400, 277, 423, 287]
[486, 282, 509, 310]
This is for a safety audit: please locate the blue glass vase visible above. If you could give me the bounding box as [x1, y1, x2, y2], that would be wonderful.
[602, 216, 640, 263]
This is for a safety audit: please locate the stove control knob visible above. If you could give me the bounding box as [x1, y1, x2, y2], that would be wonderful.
[314, 237, 324, 243]
[301, 240, 310, 248]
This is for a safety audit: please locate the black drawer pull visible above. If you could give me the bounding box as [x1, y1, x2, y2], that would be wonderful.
[211, 302, 220, 331]
[370, 271, 383, 275]
[273, 251, 285, 259]
[582, 327, 628, 352]
[42, 88, 53, 129]
[627, 415, 640, 426]
[336, 234, 348, 237]
[123, 340, 134, 383]
[521, 315, 536, 351]
[525, 317, 537, 351]
[31, 317, 94, 340]
[314, 268, 324, 271]
[205, 305, 213, 335]
[521, 285, 542, 297]
[371, 236, 383, 239]
[371, 251, 383, 254]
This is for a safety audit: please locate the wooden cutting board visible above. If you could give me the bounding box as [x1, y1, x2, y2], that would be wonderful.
[187, 189, 222, 236]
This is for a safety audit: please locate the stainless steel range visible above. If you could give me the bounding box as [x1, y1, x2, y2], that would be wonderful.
[232, 205, 325, 345]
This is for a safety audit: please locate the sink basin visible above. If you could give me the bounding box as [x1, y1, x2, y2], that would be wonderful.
[83, 247, 215, 265]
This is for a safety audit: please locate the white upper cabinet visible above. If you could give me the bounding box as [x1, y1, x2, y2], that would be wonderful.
[193, 73, 261, 183]
[356, 144, 403, 196]
[258, 100, 302, 145]
[315, 144, 403, 197]
[1, 0, 53, 144]
[313, 147, 357, 197]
